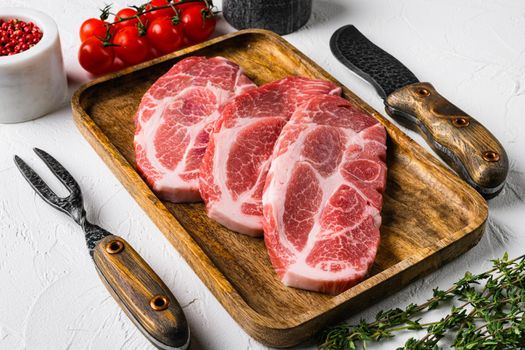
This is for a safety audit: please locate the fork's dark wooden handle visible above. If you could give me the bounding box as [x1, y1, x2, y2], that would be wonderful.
[93, 235, 189, 350]
[385, 82, 508, 198]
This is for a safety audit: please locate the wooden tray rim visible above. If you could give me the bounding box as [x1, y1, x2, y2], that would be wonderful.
[71, 29, 488, 332]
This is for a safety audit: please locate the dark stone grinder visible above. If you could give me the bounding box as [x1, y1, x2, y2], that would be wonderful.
[222, 0, 312, 35]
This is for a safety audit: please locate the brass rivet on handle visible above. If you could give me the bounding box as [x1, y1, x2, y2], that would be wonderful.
[451, 117, 470, 128]
[150, 295, 170, 311]
[105, 240, 124, 254]
[483, 151, 500, 162]
[416, 88, 430, 97]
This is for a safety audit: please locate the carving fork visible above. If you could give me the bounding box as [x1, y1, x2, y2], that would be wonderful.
[14, 148, 189, 350]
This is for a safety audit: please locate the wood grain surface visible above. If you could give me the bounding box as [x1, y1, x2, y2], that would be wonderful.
[93, 235, 189, 349]
[71, 29, 488, 348]
[385, 82, 508, 198]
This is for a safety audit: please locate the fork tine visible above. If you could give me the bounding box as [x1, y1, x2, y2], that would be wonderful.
[33, 148, 81, 197]
[13, 155, 67, 212]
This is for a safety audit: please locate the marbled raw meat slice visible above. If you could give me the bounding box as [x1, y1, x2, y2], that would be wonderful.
[262, 95, 387, 295]
[199, 77, 341, 236]
[134, 56, 255, 202]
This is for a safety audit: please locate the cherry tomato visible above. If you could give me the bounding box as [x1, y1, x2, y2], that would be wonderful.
[79, 18, 109, 42]
[180, 5, 216, 43]
[146, 16, 183, 54]
[78, 37, 114, 75]
[111, 57, 128, 72]
[113, 26, 151, 65]
[174, 0, 205, 12]
[148, 46, 161, 60]
[113, 8, 140, 32]
[145, 0, 177, 23]
[181, 34, 195, 49]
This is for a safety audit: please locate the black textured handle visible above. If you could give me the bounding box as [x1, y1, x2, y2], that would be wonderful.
[93, 235, 189, 350]
[385, 82, 508, 198]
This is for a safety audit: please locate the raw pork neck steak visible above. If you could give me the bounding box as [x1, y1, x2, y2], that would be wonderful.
[262, 95, 387, 295]
[134, 56, 255, 202]
[199, 77, 341, 236]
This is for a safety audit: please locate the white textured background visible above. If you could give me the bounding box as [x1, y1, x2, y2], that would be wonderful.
[1, 0, 524, 349]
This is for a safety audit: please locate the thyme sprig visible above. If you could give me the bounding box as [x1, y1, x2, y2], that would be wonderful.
[319, 253, 525, 350]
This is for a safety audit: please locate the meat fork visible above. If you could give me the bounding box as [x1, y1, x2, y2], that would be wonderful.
[14, 148, 189, 350]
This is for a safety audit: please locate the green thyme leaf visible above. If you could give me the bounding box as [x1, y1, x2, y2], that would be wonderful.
[318, 253, 525, 350]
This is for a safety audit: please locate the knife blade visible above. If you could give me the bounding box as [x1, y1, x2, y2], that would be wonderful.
[330, 25, 508, 198]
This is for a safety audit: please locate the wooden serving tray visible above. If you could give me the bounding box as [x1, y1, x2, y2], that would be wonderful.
[72, 29, 488, 348]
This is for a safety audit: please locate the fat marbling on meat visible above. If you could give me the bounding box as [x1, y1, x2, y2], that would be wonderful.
[199, 77, 341, 236]
[262, 94, 387, 295]
[134, 56, 255, 202]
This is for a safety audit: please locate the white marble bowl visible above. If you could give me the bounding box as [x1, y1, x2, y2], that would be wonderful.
[0, 8, 67, 123]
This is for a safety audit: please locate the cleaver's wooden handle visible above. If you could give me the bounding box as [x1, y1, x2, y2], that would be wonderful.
[385, 82, 508, 198]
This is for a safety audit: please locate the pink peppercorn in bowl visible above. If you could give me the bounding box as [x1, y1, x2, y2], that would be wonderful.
[0, 18, 43, 56]
[0, 8, 67, 123]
